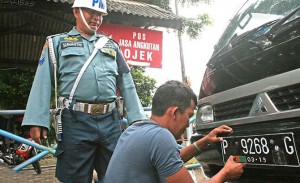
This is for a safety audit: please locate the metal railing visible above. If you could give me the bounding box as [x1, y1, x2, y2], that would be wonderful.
[0, 109, 56, 172]
[0, 129, 56, 172]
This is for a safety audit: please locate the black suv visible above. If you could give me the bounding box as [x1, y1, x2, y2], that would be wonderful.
[192, 0, 300, 181]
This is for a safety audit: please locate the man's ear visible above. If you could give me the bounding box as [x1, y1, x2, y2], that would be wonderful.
[166, 106, 178, 120]
[73, 8, 79, 17]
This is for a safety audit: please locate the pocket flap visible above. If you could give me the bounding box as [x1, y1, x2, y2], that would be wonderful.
[61, 47, 84, 57]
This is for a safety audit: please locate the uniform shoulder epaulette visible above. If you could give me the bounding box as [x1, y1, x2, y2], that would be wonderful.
[98, 34, 119, 45]
[47, 32, 68, 39]
[109, 37, 119, 46]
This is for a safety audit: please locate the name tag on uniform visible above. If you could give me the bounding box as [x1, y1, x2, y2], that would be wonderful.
[61, 36, 83, 49]
[61, 42, 84, 49]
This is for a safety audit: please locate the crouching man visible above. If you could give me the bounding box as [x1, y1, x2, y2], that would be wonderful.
[104, 80, 245, 183]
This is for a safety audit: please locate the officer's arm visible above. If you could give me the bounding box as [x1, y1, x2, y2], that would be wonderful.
[115, 46, 146, 123]
[117, 72, 146, 123]
[22, 40, 53, 130]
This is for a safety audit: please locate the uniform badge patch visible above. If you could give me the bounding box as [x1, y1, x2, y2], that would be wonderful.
[38, 41, 48, 65]
[38, 50, 46, 65]
[101, 48, 116, 58]
[61, 37, 82, 42]
[64, 37, 79, 41]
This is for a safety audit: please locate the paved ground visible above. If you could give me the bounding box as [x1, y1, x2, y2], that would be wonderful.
[0, 157, 207, 183]
[0, 157, 59, 183]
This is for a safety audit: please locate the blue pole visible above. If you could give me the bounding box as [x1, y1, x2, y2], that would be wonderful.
[189, 115, 196, 124]
[13, 150, 49, 172]
[0, 129, 56, 154]
[186, 163, 201, 170]
[178, 144, 184, 149]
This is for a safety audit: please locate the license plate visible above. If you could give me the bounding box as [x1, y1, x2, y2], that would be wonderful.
[221, 132, 300, 167]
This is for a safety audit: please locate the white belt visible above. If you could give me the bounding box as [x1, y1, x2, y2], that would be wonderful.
[60, 97, 116, 115]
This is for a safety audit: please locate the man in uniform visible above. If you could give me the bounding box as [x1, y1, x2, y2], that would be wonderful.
[22, 0, 146, 182]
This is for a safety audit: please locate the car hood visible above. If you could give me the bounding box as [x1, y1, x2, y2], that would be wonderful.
[200, 0, 300, 98]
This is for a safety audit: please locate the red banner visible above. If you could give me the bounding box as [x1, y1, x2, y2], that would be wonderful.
[98, 23, 163, 68]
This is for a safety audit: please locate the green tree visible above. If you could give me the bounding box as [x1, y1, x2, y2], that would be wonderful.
[130, 0, 213, 39]
[0, 68, 35, 110]
[130, 66, 156, 107]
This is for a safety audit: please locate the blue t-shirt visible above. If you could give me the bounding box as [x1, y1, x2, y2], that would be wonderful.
[104, 120, 183, 183]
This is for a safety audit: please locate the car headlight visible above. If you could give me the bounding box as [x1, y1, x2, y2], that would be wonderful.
[197, 105, 213, 122]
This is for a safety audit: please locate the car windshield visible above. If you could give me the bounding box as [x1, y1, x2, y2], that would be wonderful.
[214, 0, 300, 53]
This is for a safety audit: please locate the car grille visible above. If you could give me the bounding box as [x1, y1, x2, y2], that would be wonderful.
[268, 84, 300, 111]
[212, 84, 300, 121]
[213, 95, 256, 121]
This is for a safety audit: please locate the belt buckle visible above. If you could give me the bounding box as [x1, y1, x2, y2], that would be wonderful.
[91, 104, 105, 115]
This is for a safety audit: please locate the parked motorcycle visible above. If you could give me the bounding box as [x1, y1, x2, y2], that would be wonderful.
[0, 118, 42, 174]
[0, 131, 41, 174]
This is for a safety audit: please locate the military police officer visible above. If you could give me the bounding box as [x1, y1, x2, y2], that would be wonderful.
[22, 0, 146, 182]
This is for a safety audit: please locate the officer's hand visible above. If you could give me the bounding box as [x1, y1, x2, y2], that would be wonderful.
[30, 126, 48, 144]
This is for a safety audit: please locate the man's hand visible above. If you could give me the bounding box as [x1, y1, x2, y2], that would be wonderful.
[204, 125, 233, 144]
[29, 126, 48, 144]
[222, 155, 245, 181]
[206, 155, 245, 183]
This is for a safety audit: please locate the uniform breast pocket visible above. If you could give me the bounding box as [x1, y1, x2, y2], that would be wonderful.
[60, 47, 85, 72]
[100, 48, 118, 74]
[61, 47, 85, 57]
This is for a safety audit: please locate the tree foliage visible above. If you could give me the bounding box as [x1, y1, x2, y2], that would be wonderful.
[130, 0, 214, 39]
[181, 13, 212, 39]
[0, 68, 35, 110]
[130, 66, 157, 107]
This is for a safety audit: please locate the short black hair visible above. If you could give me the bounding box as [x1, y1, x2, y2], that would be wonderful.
[151, 80, 197, 116]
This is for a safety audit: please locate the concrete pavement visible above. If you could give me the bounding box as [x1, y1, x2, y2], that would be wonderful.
[0, 157, 206, 183]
